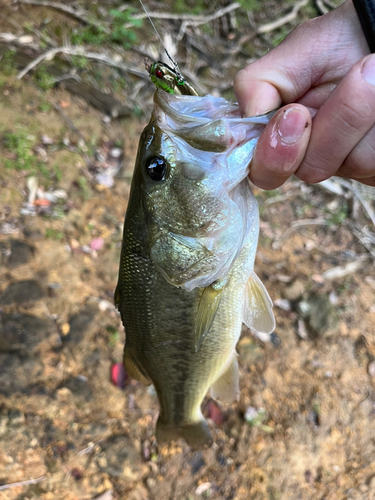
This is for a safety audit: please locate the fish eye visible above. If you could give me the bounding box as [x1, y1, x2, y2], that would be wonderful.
[146, 155, 168, 181]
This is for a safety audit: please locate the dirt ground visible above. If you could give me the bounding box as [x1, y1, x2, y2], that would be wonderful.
[1, 1, 375, 499]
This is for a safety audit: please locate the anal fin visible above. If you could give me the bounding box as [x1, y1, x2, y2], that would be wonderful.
[243, 272, 275, 335]
[124, 346, 151, 386]
[210, 353, 239, 404]
[195, 285, 224, 352]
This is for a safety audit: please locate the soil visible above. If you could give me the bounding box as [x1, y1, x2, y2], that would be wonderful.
[1, 2, 375, 500]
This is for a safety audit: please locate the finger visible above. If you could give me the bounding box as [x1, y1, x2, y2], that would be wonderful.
[296, 54, 375, 183]
[349, 176, 375, 187]
[250, 104, 312, 190]
[337, 123, 375, 180]
[234, 0, 367, 116]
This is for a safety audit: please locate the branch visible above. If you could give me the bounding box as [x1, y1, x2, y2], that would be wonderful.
[0, 476, 45, 492]
[257, 0, 309, 34]
[17, 46, 148, 80]
[127, 2, 240, 22]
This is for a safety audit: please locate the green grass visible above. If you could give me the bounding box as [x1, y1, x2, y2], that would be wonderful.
[3, 130, 39, 171]
[106, 325, 119, 348]
[2, 50, 16, 76]
[34, 66, 55, 91]
[71, 8, 143, 49]
[2, 129, 63, 186]
[45, 228, 64, 240]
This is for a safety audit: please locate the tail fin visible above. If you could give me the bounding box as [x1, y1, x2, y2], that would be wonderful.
[156, 417, 212, 450]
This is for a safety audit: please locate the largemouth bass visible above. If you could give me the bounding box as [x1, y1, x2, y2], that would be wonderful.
[115, 62, 275, 449]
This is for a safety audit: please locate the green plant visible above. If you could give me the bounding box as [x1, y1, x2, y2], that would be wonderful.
[71, 55, 89, 69]
[2, 50, 16, 76]
[45, 228, 64, 240]
[34, 66, 55, 90]
[3, 130, 38, 171]
[106, 325, 119, 347]
[39, 102, 52, 113]
[71, 8, 143, 48]
[78, 176, 92, 200]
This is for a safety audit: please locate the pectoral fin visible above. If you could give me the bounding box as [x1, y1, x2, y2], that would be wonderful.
[195, 285, 224, 352]
[210, 353, 239, 404]
[123, 346, 151, 386]
[243, 272, 275, 334]
[114, 283, 121, 310]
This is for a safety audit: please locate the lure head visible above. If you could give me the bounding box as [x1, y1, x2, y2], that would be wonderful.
[147, 61, 199, 96]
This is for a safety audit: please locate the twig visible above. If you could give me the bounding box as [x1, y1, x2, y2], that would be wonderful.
[17, 0, 111, 34]
[315, 0, 329, 15]
[125, 3, 240, 22]
[334, 178, 375, 227]
[0, 476, 45, 491]
[17, 46, 148, 80]
[257, 0, 309, 34]
[273, 219, 330, 248]
[0, 32, 39, 49]
[177, 3, 241, 40]
[344, 221, 375, 260]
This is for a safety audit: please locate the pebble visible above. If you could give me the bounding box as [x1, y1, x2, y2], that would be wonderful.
[195, 482, 212, 496]
[368, 361, 375, 377]
[90, 237, 104, 251]
[284, 280, 305, 300]
[274, 298, 291, 311]
[109, 147, 123, 158]
[41, 134, 54, 145]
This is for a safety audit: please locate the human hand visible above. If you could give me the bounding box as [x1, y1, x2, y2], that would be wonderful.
[234, 0, 375, 188]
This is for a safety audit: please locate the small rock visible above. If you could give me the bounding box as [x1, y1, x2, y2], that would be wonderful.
[297, 319, 308, 340]
[93, 491, 114, 500]
[58, 377, 93, 401]
[8, 239, 35, 267]
[65, 306, 96, 343]
[0, 313, 51, 354]
[41, 134, 54, 145]
[270, 332, 281, 346]
[0, 279, 45, 305]
[109, 147, 123, 158]
[190, 451, 205, 474]
[96, 435, 147, 480]
[23, 225, 43, 240]
[244, 406, 267, 427]
[195, 482, 212, 496]
[90, 237, 104, 251]
[55, 387, 74, 403]
[297, 293, 338, 337]
[274, 298, 291, 311]
[284, 280, 305, 300]
[368, 361, 375, 377]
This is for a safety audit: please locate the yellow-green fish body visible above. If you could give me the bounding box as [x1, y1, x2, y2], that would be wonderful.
[116, 84, 275, 449]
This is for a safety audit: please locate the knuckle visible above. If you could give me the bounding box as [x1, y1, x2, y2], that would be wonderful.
[335, 99, 373, 134]
[296, 153, 333, 183]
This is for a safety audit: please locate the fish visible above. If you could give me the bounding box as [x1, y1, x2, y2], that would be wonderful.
[115, 61, 275, 449]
